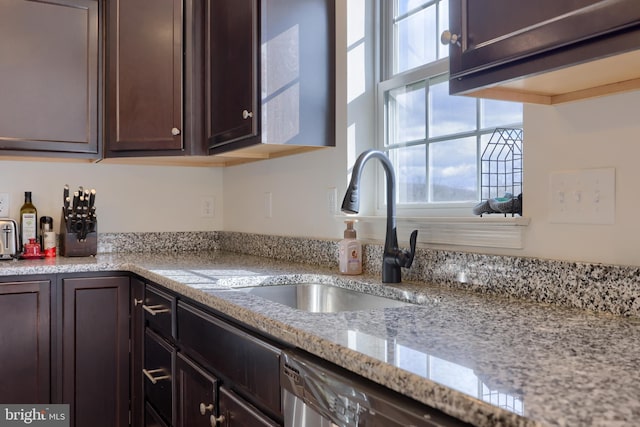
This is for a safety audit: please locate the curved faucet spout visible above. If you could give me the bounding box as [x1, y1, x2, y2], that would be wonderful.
[341, 149, 418, 283]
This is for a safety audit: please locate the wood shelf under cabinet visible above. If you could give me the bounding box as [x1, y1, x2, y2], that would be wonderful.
[466, 49, 640, 105]
[98, 145, 330, 167]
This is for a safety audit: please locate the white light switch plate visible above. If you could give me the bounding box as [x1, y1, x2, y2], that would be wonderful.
[549, 168, 615, 224]
[200, 196, 215, 218]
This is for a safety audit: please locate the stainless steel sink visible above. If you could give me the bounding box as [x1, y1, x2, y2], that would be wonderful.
[236, 283, 412, 313]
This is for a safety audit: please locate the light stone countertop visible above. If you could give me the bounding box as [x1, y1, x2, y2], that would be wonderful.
[2, 251, 640, 427]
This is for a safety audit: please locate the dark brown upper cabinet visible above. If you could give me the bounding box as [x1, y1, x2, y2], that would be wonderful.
[207, 0, 259, 149]
[0, 0, 100, 158]
[205, 0, 336, 158]
[104, 0, 206, 158]
[446, 0, 640, 104]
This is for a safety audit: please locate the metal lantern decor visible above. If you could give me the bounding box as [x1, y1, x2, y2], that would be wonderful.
[473, 128, 523, 217]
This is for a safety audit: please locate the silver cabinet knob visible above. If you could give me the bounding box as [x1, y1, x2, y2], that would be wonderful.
[171, 127, 181, 136]
[211, 415, 225, 426]
[242, 110, 253, 119]
[440, 30, 461, 46]
[200, 402, 214, 415]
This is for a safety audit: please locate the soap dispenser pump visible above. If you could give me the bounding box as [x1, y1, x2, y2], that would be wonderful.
[339, 220, 362, 275]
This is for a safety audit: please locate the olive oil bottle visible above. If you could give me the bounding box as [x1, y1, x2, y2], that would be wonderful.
[20, 191, 37, 250]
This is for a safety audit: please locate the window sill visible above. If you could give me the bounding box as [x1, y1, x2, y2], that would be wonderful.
[338, 215, 530, 249]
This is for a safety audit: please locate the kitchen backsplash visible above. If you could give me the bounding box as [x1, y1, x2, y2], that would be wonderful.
[93, 230, 640, 318]
[97, 231, 219, 253]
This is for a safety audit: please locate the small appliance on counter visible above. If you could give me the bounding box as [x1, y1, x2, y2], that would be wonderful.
[59, 185, 97, 257]
[0, 218, 19, 260]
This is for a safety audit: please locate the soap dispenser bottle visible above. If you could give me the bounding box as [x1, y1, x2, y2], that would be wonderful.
[339, 220, 362, 275]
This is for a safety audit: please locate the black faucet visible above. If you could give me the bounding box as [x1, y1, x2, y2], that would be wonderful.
[341, 149, 418, 283]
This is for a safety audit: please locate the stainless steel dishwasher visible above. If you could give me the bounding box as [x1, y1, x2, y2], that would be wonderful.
[280, 349, 471, 427]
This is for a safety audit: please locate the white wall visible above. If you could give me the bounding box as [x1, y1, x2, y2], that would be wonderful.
[522, 91, 640, 266]
[0, 161, 223, 233]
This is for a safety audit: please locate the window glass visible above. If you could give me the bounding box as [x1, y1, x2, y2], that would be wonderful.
[380, 0, 523, 211]
[395, 6, 437, 73]
[387, 82, 427, 145]
[429, 79, 476, 138]
[389, 146, 427, 203]
[396, 0, 430, 16]
[481, 99, 523, 129]
[429, 137, 477, 202]
[438, 0, 449, 59]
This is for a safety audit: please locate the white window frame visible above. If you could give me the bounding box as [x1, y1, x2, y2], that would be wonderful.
[365, 0, 529, 247]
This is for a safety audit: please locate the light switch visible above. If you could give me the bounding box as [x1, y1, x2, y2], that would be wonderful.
[549, 168, 615, 224]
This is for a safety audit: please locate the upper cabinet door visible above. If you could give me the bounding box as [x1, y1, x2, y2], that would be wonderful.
[106, 0, 183, 152]
[0, 0, 100, 156]
[206, 0, 259, 149]
[206, 0, 335, 156]
[447, 0, 640, 102]
[450, 0, 640, 79]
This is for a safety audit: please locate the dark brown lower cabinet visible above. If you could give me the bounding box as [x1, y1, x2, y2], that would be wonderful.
[219, 387, 280, 427]
[176, 353, 219, 427]
[177, 301, 282, 418]
[134, 283, 284, 427]
[0, 279, 51, 403]
[59, 276, 130, 427]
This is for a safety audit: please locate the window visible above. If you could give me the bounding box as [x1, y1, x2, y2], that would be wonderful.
[378, 0, 523, 215]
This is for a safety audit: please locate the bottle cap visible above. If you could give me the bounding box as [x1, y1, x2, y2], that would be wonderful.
[344, 220, 357, 238]
[40, 216, 53, 232]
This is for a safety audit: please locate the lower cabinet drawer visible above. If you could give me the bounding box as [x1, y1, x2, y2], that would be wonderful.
[144, 285, 175, 340]
[177, 301, 282, 416]
[144, 329, 175, 425]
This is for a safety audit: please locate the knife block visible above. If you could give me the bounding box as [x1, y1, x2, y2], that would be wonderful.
[59, 210, 97, 257]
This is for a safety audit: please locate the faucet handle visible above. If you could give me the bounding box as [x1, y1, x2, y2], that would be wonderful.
[397, 230, 418, 268]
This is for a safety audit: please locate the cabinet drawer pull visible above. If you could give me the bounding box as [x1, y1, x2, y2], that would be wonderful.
[440, 30, 461, 47]
[134, 298, 143, 306]
[142, 368, 171, 384]
[199, 402, 214, 415]
[142, 304, 170, 316]
[242, 109, 253, 119]
[211, 415, 225, 426]
[171, 127, 181, 136]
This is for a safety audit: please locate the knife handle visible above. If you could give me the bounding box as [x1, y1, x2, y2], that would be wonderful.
[72, 192, 79, 211]
[88, 189, 96, 210]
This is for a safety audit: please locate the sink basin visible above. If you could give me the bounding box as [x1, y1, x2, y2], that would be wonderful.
[235, 283, 413, 313]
